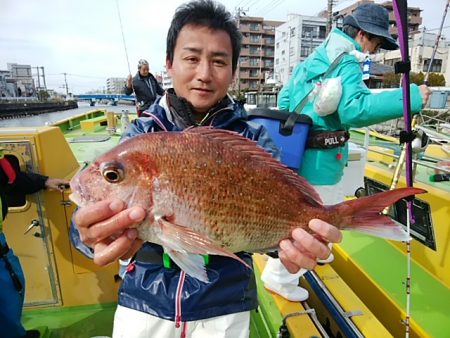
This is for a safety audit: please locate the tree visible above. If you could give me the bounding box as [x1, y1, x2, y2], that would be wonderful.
[410, 72, 425, 85]
[382, 72, 401, 88]
[37, 90, 50, 101]
[427, 73, 446, 86]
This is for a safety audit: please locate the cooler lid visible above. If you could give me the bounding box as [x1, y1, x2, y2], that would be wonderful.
[247, 108, 312, 125]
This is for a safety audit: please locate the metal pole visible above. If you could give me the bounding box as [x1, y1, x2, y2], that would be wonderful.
[424, 0, 450, 85]
[40, 66, 47, 90]
[35, 66, 41, 90]
[63, 72, 69, 96]
[326, 0, 334, 35]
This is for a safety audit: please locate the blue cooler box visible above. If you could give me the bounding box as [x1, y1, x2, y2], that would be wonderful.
[247, 108, 312, 169]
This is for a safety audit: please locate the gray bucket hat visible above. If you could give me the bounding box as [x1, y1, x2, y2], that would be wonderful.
[343, 3, 398, 50]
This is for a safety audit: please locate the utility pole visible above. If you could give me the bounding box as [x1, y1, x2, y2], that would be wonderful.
[35, 67, 41, 90]
[326, 0, 334, 36]
[40, 66, 47, 89]
[62, 72, 69, 97]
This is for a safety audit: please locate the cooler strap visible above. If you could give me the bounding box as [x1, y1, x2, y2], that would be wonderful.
[280, 113, 298, 136]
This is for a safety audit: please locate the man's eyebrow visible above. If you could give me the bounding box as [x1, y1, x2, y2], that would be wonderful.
[182, 47, 229, 58]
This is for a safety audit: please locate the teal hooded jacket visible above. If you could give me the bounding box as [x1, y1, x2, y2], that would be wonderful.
[278, 28, 423, 185]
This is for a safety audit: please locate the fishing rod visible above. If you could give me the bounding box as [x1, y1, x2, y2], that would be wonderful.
[424, 0, 450, 85]
[387, 0, 449, 196]
[115, 0, 139, 116]
[391, 1, 414, 337]
[389, 1, 449, 337]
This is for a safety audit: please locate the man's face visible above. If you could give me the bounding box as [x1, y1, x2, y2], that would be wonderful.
[358, 32, 383, 54]
[166, 24, 234, 113]
[139, 64, 150, 77]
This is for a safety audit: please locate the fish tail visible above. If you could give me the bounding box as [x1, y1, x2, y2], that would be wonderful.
[327, 187, 426, 241]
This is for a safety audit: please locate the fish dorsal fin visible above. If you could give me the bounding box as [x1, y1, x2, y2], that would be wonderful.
[185, 127, 323, 206]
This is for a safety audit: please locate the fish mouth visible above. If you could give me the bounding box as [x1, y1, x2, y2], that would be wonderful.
[69, 176, 92, 207]
[69, 191, 85, 207]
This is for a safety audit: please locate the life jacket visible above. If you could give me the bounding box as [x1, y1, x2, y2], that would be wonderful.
[0, 149, 16, 184]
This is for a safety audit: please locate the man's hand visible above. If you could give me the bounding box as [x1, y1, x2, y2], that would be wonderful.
[45, 178, 70, 192]
[127, 74, 132, 88]
[74, 198, 145, 266]
[418, 84, 431, 108]
[278, 219, 342, 273]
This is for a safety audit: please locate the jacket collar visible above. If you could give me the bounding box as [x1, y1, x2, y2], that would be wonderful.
[155, 89, 244, 130]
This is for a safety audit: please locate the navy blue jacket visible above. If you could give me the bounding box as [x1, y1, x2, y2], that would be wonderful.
[70, 94, 279, 321]
[124, 72, 164, 112]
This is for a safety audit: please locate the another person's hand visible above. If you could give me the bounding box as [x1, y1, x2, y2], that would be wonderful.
[74, 198, 145, 266]
[45, 178, 70, 191]
[127, 74, 132, 88]
[278, 219, 342, 273]
[419, 84, 431, 108]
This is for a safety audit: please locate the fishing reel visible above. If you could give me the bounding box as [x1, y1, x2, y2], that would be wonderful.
[411, 129, 429, 153]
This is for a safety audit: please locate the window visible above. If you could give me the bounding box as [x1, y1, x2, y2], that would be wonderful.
[300, 46, 310, 57]
[250, 46, 259, 55]
[250, 35, 260, 43]
[319, 26, 326, 39]
[275, 58, 279, 65]
[276, 42, 279, 48]
[290, 46, 294, 56]
[250, 23, 260, 31]
[250, 58, 259, 66]
[250, 80, 259, 89]
[265, 60, 274, 68]
[423, 59, 442, 72]
[302, 25, 315, 38]
[250, 69, 259, 77]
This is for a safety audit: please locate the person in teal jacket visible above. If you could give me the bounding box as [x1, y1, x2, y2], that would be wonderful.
[261, 2, 431, 302]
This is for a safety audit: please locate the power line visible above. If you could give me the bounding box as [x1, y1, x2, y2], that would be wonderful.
[264, 0, 285, 15]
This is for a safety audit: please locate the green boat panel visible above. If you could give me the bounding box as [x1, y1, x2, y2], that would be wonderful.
[23, 302, 116, 338]
[337, 232, 450, 337]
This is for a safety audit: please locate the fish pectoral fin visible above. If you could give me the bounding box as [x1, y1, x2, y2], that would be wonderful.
[166, 250, 209, 283]
[157, 218, 251, 268]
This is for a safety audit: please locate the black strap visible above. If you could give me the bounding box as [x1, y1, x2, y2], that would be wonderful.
[280, 113, 299, 136]
[394, 60, 411, 74]
[399, 130, 416, 144]
[0, 241, 23, 292]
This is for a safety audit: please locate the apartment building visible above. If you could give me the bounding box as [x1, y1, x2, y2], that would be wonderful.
[106, 77, 126, 94]
[274, 15, 327, 85]
[234, 16, 284, 92]
[330, 0, 422, 38]
[373, 30, 449, 84]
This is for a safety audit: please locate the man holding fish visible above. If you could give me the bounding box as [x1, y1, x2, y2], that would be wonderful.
[68, 1, 421, 337]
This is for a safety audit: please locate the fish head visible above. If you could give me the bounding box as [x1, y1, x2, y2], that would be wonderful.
[69, 143, 159, 208]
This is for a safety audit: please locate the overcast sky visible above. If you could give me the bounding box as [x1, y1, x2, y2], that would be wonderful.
[1, 0, 448, 94]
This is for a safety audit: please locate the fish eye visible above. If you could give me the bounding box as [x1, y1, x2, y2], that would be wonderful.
[100, 162, 125, 183]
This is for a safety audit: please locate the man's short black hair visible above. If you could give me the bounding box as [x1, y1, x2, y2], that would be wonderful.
[166, 0, 242, 74]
